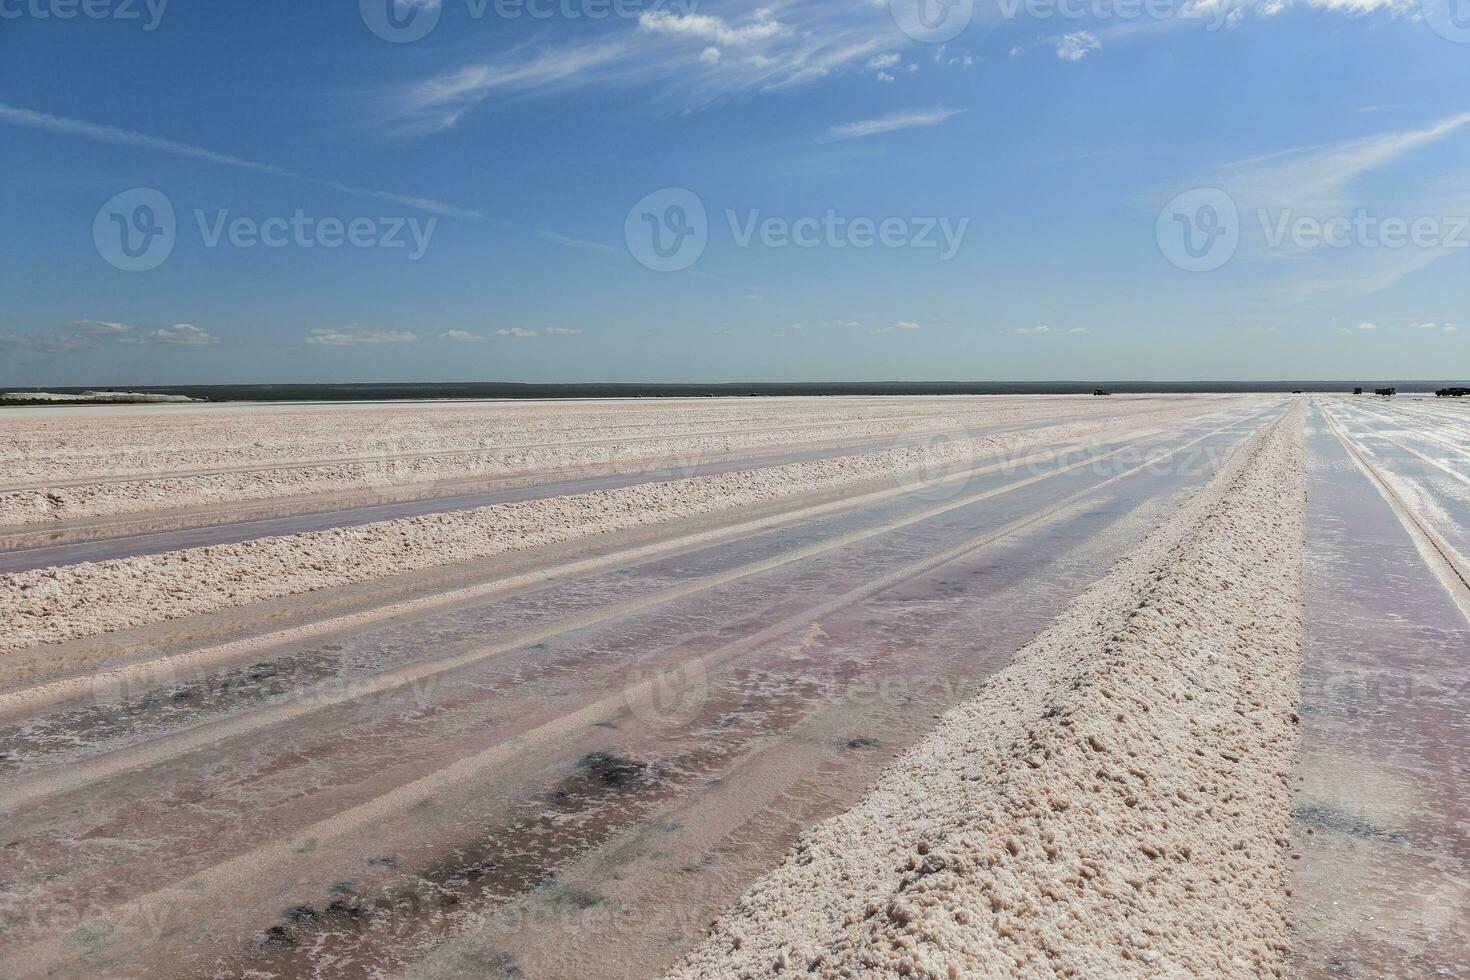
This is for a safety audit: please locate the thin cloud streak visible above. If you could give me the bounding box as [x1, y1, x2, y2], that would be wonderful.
[1177, 109, 1470, 297]
[825, 108, 962, 141]
[304, 326, 418, 347]
[0, 102, 482, 220]
[536, 229, 622, 255]
[1217, 110, 1470, 214]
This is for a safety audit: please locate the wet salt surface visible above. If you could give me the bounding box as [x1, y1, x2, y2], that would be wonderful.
[219, 479, 1187, 980]
[0, 415, 1269, 978]
[0, 426, 1020, 572]
[0, 412, 1255, 777]
[1325, 398, 1470, 572]
[1291, 408, 1470, 977]
[0, 405, 1191, 571]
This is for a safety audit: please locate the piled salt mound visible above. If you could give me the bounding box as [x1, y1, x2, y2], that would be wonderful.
[0, 403, 1158, 527]
[0, 397, 1157, 485]
[670, 404, 1306, 979]
[1, 418, 1120, 655]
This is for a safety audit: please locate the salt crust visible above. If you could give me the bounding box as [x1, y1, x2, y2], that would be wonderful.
[669, 404, 1306, 979]
[0, 399, 1166, 526]
[0, 415, 1153, 655]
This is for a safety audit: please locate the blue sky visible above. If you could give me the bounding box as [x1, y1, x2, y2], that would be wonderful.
[1, 0, 1468, 384]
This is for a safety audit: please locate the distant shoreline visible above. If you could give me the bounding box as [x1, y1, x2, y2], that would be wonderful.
[1, 381, 1466, 404]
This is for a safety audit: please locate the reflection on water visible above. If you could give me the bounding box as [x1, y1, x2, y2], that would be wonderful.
[1292, 408, 1470, 977]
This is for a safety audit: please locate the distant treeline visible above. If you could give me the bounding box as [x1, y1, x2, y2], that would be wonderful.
[3, 381, 1467, 403]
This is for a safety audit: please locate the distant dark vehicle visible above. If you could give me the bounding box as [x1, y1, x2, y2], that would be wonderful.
[1093, 389, 1111, 396]
[1375, 388, 1396, 396]
[1292, 390, 1303, 394]
[1353, 387, 1363, 395]
[1437, 387, 1470, 397]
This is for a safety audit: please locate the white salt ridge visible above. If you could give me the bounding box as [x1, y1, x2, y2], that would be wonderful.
[0, 416, 1140, 655]
[0, 415, 1086, 527]
[669, 403, 1306, 979]
[0, 397, 1148, 487]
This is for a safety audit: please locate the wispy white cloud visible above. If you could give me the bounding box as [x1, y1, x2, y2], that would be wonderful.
[305, 326, 418, 347]
[0, 320, 216, 352]
[545, 326, 583, 335]
[1055, 32, 1101, 61]
[383, 1, 893, 132]
[1015, 324, 1053, 334]
[1050, 0, 1418, 61]
[439, 329, 487, 342]
[1068, 326, 1090, 333]
[380, 0, 1424, 138]
[0, 320, 129, 353]
[72, 320, 133, 339]
[870, 319, 923, 335]
[1217, 111, 1470, 215]
[0, 102, 482, 220]
[1192, 0, 1414, 21]
[638, 9, 784, 45]
[396, 43, 633, 133]
[497, 326, 538, 337]
[826, 107, 962, 141]
[1177, 110, 1470, 297]
[139, 323, 216, 347]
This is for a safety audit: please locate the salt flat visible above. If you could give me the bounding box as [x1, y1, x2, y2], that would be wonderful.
[0, 394, 1464, 979]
